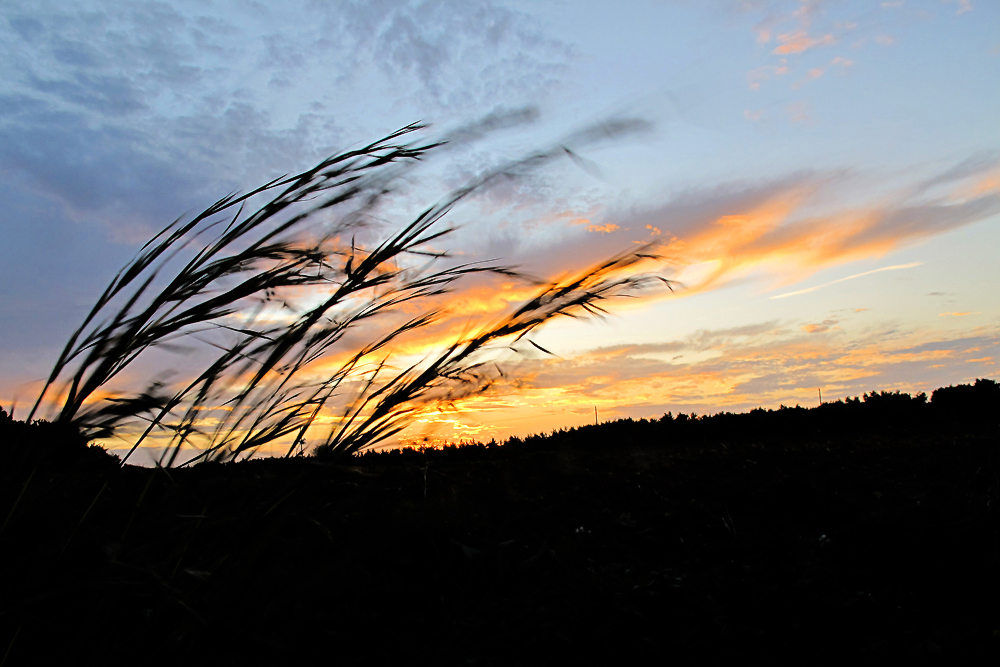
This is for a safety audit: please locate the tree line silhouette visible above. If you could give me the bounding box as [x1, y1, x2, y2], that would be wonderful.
[359, 377, 1000, 463]
[509, 378, 999, 447]
[3, 378, 997, 470]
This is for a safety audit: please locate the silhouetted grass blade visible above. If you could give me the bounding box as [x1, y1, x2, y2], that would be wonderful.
[34, 116, 669, 465]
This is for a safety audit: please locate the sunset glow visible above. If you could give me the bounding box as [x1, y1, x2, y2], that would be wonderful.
[1, 0, 997, 462]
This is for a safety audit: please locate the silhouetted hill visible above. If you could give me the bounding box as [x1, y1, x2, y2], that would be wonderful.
[0, 379, 997, 665]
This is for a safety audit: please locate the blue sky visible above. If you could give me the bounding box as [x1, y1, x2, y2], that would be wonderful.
[1, 0, 998, 454]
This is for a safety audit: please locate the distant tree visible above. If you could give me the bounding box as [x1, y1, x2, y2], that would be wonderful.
[932, 378, 1000, 425]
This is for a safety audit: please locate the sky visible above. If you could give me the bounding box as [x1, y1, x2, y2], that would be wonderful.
[1, 0, 998, 460]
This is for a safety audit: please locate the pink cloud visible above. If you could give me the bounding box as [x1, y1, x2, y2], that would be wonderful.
[772, 30, 837, 55]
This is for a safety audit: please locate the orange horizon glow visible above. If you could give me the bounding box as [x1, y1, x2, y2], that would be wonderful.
[33, 155, 1000, 463]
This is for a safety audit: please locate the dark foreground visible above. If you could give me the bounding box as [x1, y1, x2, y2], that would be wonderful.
[1, 417, 998, 665]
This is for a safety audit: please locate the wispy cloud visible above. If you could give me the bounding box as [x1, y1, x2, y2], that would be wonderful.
[786, 100, 813, 123]
[791, 67, 825, 88]
[0, 0, 573, 232]
[747, 58, 789, 89]
[919, 151, 1000, 190]
[942, 0, 973, 15]
[0, 0, 578, 396]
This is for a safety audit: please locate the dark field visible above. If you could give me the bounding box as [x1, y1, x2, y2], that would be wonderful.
[1, 391, 998, 665]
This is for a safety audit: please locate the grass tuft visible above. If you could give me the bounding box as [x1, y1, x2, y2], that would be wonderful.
[31, 116, 670, 465]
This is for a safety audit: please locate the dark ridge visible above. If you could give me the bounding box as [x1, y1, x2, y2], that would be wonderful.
[0, 379, 997, 665]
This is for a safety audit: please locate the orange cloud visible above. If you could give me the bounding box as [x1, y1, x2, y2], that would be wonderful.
[802, 320, 838, 333]
[773, 30, 836, 55]
[587, 223, 620, 233]
[582, 156, 1000, 301]
[411, 320, 1000, 445]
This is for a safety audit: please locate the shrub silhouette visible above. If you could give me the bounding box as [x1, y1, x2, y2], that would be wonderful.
[28, 117, 669, 466]
[0, 408, 115, 474]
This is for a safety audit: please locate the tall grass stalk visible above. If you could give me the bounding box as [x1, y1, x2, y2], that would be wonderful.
[30, 117, 670, 465]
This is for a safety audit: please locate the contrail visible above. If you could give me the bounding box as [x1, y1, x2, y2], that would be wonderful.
[770, 262, 923, 299]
